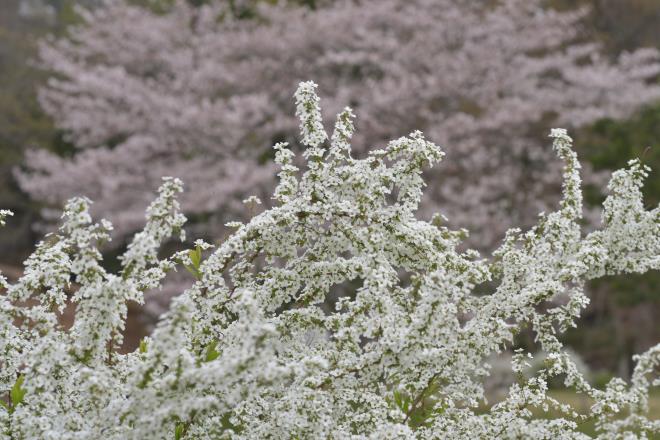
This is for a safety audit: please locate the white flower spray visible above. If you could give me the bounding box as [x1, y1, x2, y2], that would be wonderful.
[1, 83, 658, 439]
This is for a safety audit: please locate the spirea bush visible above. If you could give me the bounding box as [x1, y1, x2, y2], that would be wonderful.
[1, 82, 659, 439]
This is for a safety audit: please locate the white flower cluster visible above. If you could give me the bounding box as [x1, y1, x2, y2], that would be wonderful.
[0, 211, 12, 227]
[1, 83, 659, 439]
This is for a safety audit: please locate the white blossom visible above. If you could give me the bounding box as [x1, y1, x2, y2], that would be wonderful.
[1, 83, 658, 439]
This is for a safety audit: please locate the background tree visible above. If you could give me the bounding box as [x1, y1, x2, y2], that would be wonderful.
[17, 0, 660, 250]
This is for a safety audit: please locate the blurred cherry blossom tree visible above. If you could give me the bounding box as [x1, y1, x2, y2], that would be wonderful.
[18, 0, 660, 248]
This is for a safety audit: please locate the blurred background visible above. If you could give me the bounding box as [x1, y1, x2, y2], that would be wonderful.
[0, 0, 658, 387]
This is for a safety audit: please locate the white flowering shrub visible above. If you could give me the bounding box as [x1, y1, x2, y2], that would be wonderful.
[1, 82, 659, 439]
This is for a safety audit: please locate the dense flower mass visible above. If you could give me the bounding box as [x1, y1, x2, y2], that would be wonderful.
[18, 0, 660, 250]
[2, 83, 659, 439]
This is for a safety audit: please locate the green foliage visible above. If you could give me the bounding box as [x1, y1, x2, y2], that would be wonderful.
[10, 376, 26, 411]
[0, 375, 27, 414]
[390, 377, 446, 429]
[577, 103, 660, 207]
[174, 421, 187, 440]
[183, 244, 203, 280]
[203, 339, 220, 363]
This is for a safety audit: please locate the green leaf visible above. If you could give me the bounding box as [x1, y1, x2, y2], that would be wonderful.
[204, 339, 220, 362]
[184, 245, 204, 280]
[174, 422, 185, 440]
[10, 375, 26, 411]
[184, 264, 201, 280]
[189, 247, 201, 269]
[394, 390, 403, 408]
[139, 339, 148, 353]
[393, 390, 411, 412]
